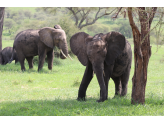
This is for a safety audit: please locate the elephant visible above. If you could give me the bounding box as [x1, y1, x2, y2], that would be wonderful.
[9, 25, 70, 71]
[0, 47, 18, 65]
[70, 31, 132, 102]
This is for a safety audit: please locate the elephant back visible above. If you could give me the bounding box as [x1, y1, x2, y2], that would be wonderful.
[14, 29, 39, 43]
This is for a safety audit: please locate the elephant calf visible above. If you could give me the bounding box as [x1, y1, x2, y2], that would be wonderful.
[0, 47, 18, 65]
[70, 31, 132, 102]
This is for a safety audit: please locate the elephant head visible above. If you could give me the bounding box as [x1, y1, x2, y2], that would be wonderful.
[39, 27, 68, 59]
[70, 31, 126, 74]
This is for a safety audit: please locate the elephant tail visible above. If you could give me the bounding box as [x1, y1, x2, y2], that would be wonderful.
[8, 47, 15, 63]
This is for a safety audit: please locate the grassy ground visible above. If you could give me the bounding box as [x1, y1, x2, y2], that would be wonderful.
[0, 40, 164, 116]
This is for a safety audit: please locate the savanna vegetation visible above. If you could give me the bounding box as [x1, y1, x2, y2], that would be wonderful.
[0, 7, 164, 116]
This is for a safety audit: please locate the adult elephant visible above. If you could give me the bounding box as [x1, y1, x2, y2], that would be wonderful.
[0, 47, 18, 65]
[70, 31, 132, 102]
[9, 26, 69, 71]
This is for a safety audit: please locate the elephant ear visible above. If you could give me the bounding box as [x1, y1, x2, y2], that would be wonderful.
[39, 27, 54, 49]
[70, 32, 92, 66]
[104, 32, 126, 65]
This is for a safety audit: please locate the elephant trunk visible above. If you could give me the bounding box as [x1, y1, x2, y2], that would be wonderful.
[59, 39, 68, 59]
[93, 63, 107, 102]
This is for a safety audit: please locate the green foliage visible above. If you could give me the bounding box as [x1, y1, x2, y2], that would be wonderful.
[84, 23, 110, 36]
[24, 10, 32, 19]
[115, 19, 132, 38]
[4, 18, 16, 35]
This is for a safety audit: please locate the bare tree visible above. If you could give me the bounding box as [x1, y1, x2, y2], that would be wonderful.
[0, 7, 5, 64]
[42, 7, 117, 29]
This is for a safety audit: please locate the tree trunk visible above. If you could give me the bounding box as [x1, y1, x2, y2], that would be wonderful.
[128, 7, 157, 104]
[0, 7, 5, 64]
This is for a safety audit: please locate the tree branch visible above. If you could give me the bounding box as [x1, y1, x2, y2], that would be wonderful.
[67, 7, 79, 26]
[149, 7, 157, 27]
[112, 7, 122, 18]
[78, 9, 90, 28]
[128, 7, 141, 35]
[79, 8, 117, 29]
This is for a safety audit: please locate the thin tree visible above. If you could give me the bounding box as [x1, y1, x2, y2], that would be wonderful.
[113, 7, 159, 104]
[128, 7, 158, 104]
[0, 7, 5, 64]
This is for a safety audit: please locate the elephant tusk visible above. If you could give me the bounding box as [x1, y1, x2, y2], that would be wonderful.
[103, 71, 105, 76]
[68, 54, 73, 60]
[60, 49, 67, 58]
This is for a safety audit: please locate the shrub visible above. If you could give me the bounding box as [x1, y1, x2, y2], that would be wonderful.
[85, 23, 110, 36]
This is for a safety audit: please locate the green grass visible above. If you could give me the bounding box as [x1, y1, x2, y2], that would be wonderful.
[0, 40, 164, 116]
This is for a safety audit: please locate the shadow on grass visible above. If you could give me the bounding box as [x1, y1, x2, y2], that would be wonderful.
[0, 97, 131, 116]
[1, 96, 164, 116]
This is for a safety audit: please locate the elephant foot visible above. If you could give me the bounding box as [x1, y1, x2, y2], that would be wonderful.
[96, 98, 107, 102]
[48, 67, 52, 70]
[113, 94, 126, 99]
[77, 97, 85, 101]
[21, 68, 26, 71]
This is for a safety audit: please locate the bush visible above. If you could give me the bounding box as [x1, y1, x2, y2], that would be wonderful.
[85, 23, 110, 36]
[115, 19, 132, 38]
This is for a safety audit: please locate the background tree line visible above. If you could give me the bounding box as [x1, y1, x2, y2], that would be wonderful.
[2, 7, 133, 40]
[1, 7, 136, 56]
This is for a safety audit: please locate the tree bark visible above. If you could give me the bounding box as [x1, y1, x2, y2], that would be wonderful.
[128, 7, 157, 104]
[0, 7, 5, 64]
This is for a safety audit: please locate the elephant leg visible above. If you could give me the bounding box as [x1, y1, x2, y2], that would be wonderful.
[120, 64, 131, 96]
[3, 56, 8, 65]
[47, 50, 54, 70]
[100, 62, 110, 100]
[17, 54, 26, 71]
[112, 77, 122, 97]
[95, 70, 107, 102]
[1, 56, 4, 65]
[38, 49, 47, 71]
[4, 61, 8, 65]
[15, 59, 18, 64]
[26, 56, 34, 69]
[77, 61, 93, 101]
[100, 63, 114, 99]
